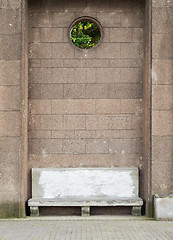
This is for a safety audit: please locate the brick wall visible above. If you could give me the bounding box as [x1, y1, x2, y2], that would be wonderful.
[28, 0, 145, 197]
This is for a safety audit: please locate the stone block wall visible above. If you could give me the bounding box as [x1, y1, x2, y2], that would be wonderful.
[0, 0, 172, 217]
[28, 0, 144, 199]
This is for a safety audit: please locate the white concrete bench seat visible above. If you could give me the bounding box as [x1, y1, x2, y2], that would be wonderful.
[28, 168, 143, 216]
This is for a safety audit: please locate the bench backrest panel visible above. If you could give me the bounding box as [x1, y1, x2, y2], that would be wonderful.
[32, 168, 139, 199]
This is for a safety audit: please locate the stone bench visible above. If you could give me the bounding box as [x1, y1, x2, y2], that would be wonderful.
[28, 167, 143, 216]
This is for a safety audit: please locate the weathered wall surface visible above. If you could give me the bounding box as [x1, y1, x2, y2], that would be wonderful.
[0, 0, 172, 217]
[151, 0, 173, 195]
[28, 0, 144, 201]
[0, 0, 28, 217]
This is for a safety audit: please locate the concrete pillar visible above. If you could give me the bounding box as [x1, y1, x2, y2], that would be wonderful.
[151, 0, 173, 195]
[137, 0, 173, 217]
[150, 0, 173, 217]
[0, 0, 28, 217]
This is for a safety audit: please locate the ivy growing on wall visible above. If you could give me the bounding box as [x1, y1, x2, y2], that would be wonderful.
[70, 21, 101, 49]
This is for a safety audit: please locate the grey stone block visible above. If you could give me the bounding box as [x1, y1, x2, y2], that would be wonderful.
[154, 194, 173, 220]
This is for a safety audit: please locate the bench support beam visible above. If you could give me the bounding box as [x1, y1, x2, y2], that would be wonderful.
[81, 206, 90, 216]
[30, 206, 39, 217]
[132, 206, 141, 216]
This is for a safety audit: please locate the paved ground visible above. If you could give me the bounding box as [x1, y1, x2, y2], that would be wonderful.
[0, 216, 173, 240]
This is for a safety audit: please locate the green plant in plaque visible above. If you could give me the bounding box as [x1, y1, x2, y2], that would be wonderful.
[70, 21, 101, 49]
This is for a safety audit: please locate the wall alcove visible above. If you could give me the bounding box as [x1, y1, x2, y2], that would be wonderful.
[27, 0, 151, 216]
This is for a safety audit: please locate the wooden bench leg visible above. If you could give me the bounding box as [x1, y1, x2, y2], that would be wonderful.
[30, 206, 39, 217]
[81, 206, 90, 216]
[132, 206, 141, 216]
